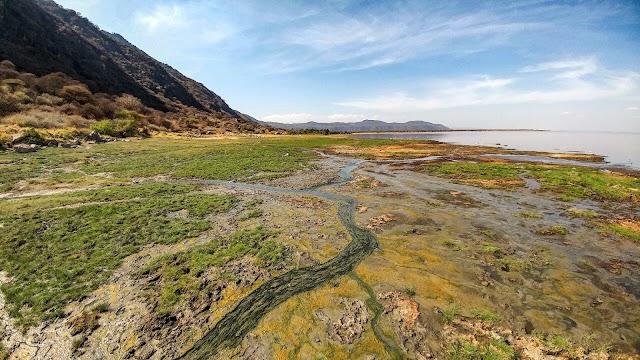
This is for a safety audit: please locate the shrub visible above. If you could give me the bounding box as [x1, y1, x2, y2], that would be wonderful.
[0, 94, 21, 116]
[2, 78, 26, 92]
[94, 96, 116, 119]
[36, 72, 74, 94]
[115, 94, 144, 113]
[0, 67, 19, 81]
[404, 287, 416, 296]
[91, 302, 109, 313]
[59, 84, 93, 104]
[17, 73, 38, 88]
[1, 110, 76, 129]
[115, 118, 142, 137]
[12, 91, 33, 104]
[79, 103, 103, 119]
[35, 93, 65, 106]
[12, 127, 47, 145]
[67, 115, 92, 129]
[114, 110, 143, 120]
[90, 119, 117, 137]
[0, 60, 16, 70]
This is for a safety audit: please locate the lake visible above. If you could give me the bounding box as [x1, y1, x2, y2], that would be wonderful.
[353, 131, 640, 170]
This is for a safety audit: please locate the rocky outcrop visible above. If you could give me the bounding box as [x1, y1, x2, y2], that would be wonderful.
[367, 214, 396, 230]
[315, 298, 371, 345]
[378, 291, 433, 359]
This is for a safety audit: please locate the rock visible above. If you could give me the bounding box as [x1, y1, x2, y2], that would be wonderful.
[524, 319, 534, 334]
[378, 290, 433, 357]
[13, 144, 40, 153]
[330, 298, 371, 344]
[591, 297, 604, 307]
[378, 291, 420, 337]
[87, 131, 103, 142]
[367, 214, 395, 230]
[316, 299, 371, 345]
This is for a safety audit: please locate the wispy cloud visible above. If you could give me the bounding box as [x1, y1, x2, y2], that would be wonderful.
[520, 57, 598, 79]
[135, 4, 188, 32]
[628, 106, 639, 111]
[338, 59, 640, 111]
[262, 113, 313, 123]
[255, 7, 544, 73]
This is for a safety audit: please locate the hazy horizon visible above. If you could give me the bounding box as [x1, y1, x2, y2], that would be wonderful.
[54, 0, 640, 131]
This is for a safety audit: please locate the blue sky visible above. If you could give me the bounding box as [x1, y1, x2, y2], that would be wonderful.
[54, 0, 640, 131]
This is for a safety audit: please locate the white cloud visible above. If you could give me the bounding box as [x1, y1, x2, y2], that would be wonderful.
[135, 4, 188, 32]
[520, 57, 598, 79]
[337, 61, 640, 112]
[262, 113, 313, 123]
[259, 10, 543, 73]
[627, 106, 639, 111]
[326, 114, 365, 121]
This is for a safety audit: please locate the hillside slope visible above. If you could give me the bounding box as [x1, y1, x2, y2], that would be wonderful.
[0, 0, 240, 116]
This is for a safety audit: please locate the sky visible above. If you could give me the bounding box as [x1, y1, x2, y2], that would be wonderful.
[53, 0, 640, 131]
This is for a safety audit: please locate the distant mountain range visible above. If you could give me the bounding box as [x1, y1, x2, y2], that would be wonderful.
[262, 119, 449, 132]
[0, 0, 246, 119]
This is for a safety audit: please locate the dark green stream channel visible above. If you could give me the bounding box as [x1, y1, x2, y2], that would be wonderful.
[178, 162, 403, 359]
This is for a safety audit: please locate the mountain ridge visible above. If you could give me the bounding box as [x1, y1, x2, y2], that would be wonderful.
[263, 119, 449, 132]
[0, 0, 242, 118]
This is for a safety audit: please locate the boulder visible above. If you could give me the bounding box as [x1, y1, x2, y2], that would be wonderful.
[13, 144, 41, 153]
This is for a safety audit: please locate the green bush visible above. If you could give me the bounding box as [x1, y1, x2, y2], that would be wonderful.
[404, 286, 416, 296]
[114, 110, 143, 120]
[12, 127, 47, 145]
[115, 118, 141, 137]
[90, 119, 118, 137]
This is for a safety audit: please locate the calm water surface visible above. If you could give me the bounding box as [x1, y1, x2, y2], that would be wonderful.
[353, 131, 640, 169]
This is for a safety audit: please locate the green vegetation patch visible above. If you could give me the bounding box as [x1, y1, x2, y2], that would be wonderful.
[445, 339, 514, 360]
[566, 208, 599, 219]
[519, 211, 543, 219]
[0, 136, 395, 192]
[528, 166, 640, 202]
[498, 257, 532, 272]
[424, 161, 525, 189]
[138, 226, 287, 316]
[0, 183, 236, 328]
[441, 304, 461, 324]
[536, 225, 568, 236]
[471, 309, 502, 323]
[600, 223, 640, 242]
[483, 243, 504, 258]
[423, 161, 640, 203]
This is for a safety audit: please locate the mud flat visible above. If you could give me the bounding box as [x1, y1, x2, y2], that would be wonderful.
[219, 155, 640, 359]
[1, 137, 638, 359]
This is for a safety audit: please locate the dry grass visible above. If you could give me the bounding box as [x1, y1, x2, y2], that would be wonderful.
[0, 109, 90, 129]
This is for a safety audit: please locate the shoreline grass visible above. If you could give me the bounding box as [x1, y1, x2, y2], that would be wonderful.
[0, 183, 236, 329]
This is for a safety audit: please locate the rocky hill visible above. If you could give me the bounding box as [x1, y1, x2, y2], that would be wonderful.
[0, 0, 241, 117]
[264, 119, 449, 132]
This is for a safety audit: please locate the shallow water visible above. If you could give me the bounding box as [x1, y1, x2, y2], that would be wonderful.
[177, 161, 393, 358]
[353, 131, 640, 169]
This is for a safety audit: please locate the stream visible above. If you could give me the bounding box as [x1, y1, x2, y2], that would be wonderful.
[178, 161, 403, 359]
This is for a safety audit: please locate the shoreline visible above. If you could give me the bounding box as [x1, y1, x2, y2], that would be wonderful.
[352, 128, 547, 134]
